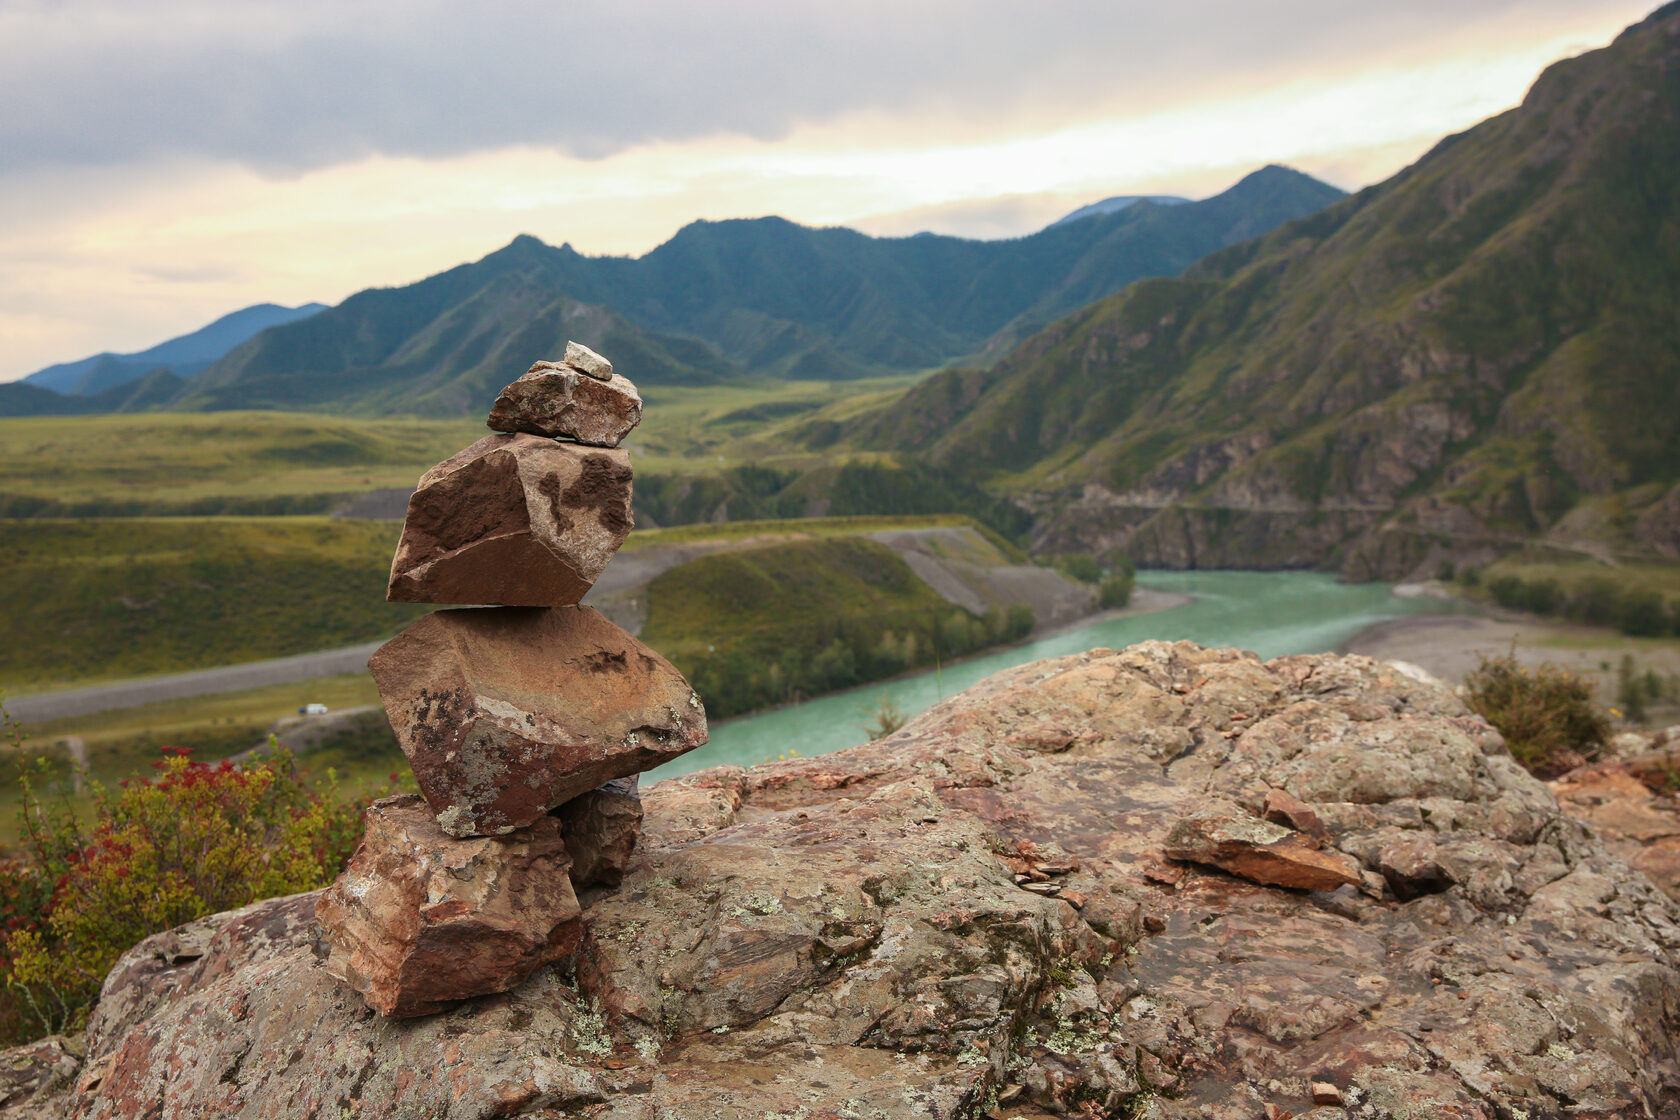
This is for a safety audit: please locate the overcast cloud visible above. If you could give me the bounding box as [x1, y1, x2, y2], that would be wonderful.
[0, 0, 1660, 379]
[1, 0, 1653, 174]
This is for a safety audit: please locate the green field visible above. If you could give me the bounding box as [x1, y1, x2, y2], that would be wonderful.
[0, 517, 426, 692]
[0, 412, 483, 515]
[0, 379, 916, 517]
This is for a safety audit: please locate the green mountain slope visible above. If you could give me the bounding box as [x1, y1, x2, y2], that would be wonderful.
[857, 2, 1680, 578]
[116, 166, 1339, 417]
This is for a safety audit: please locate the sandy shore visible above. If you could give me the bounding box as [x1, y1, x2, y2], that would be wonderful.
[1343, 605, 1680, 722]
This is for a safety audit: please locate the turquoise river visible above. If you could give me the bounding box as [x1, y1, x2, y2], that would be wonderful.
[648, 569, 1464, 780]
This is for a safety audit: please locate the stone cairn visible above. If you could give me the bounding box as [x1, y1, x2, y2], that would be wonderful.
[314, 342, 710, 1018]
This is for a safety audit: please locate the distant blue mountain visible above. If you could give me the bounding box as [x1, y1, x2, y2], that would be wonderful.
[1048, 194, 1190, 228]
[22, 302, 328, 395]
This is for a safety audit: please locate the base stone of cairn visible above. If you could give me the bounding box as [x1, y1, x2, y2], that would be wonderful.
[386, 433, 632, 607]
[314, 795, 582, 1018]
[369, 606, 705, 838]
[319, 343, 709, 1019]
[556, 776, 643, 890]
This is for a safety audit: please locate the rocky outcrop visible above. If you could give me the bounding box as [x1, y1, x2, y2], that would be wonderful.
[487, 361, 643, 447]
[38, 642, 1680, 1119]
[313, 795, 582, 1017]
[369, 605, 706, 837]
[386, 433, 633, 606]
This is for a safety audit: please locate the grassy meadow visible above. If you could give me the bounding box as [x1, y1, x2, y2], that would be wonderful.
[0, 517, 428, 693]
[0, 376, 918, 516]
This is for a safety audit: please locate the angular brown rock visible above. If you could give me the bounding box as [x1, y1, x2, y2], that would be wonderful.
[1261, 787, 1327, 840]
[555, 776, 643, 891]
[487, 362, 642, 447]
[369, 605, 708, 837]
[386, 433, 632, 606]
[314, 795, 582, 1017]
[1163, 814, 1362, 891]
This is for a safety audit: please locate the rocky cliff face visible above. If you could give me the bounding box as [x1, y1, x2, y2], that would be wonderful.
[7, 642, 1680, 1119]
[858, 4, 1680, 579]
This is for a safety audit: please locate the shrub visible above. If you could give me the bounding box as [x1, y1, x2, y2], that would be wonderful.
[1463, 652, 1611, 776]
[1099, 569, 1135, 610]
[1055, 555, 1101, 584]
[0, 740, 369, 1043]
[860, 695, 907, 740]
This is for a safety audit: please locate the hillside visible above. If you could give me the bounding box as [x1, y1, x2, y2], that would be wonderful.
[855, 2, 1680, 578]
[10, 167, 1341, 418]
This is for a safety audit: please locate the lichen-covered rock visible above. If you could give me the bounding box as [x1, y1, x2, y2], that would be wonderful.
[487, 362, 642, 447]
[386, 433, 632, 606]
[555, 776, 642, 891]
[0, 1035, 80, 1119]
[52, 644, 1680, 1119]
[315, 795, 582, 1017]
[1552, 746, 1680, 903]
[369, 606, 707, 837]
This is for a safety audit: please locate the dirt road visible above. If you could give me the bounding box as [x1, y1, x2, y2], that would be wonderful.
[5, 642, 384, 724]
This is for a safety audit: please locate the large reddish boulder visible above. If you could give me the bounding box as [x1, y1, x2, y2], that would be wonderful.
[386, 433, 632, 606]
[368, 605, 708, 837]
[314, 795, 582, 1017]
[487, 362, 642, 447]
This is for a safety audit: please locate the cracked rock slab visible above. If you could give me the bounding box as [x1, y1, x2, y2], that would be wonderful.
[315, 795, 582, 1017]
[386, 433, 632, 607]
[369, 605, 708, 837]
[1164, 814, 1362, 891]
[487, 363, 642, 447]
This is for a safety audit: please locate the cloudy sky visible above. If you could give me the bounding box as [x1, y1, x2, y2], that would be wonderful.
[0, 0, 1659, 381]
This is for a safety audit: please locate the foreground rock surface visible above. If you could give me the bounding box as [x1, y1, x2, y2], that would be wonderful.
[314, 795, 582, 1017]
[370, 605, 707, 837]
[386, 432, 632, 606]
[1550, 731, 1680, 904]
[487, 362, 643, 447]
[36, 643, 1680, 1119]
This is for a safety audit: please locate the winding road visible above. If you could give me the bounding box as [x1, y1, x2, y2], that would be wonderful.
[5, 642, 385, 724]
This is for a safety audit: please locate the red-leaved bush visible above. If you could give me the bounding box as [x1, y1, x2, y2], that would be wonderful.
[0, 737, 373, 1043]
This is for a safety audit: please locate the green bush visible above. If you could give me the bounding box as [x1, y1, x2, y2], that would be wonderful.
[1463, 652, 1611, 776]
[0, 733, 370, 1044]
[1481, 569, 1678, 637]
[1099, 569, 1135, 610]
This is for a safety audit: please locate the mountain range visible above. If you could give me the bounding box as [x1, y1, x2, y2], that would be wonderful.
[0, 167, 1342, 418]
[23, 303, 326, 396]
[846, 0, 1680, 577]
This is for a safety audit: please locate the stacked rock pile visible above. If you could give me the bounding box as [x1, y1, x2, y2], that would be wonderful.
[315, 342, 709, 1017]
